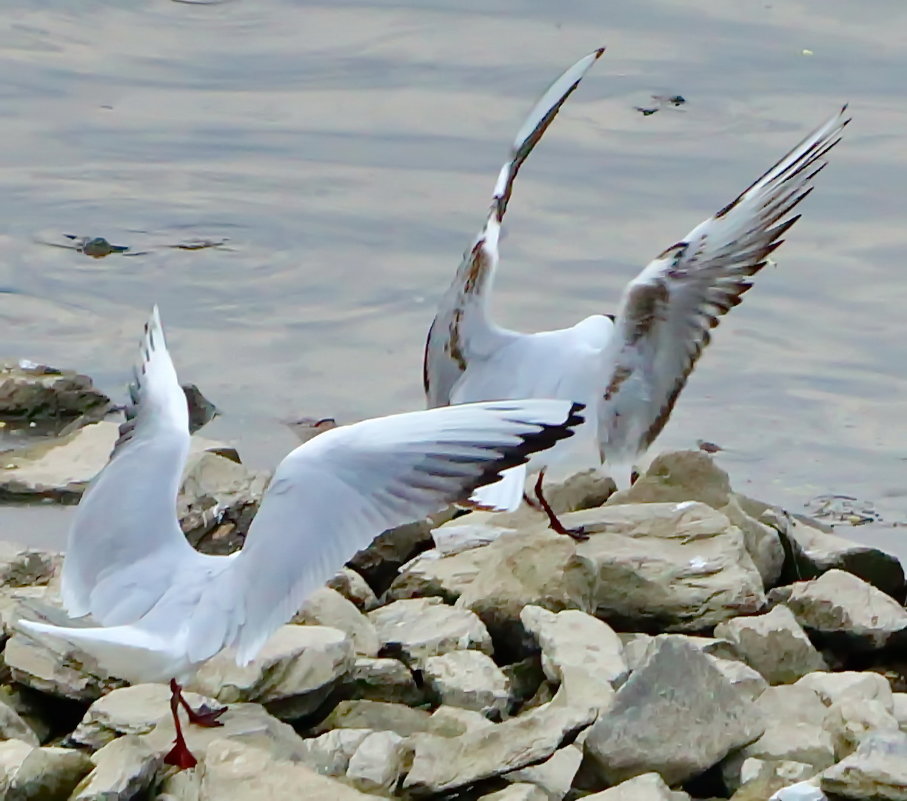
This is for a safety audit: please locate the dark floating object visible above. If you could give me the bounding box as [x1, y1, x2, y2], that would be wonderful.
[634, 94, 687, 117]
[696, 440, 723, 454]
[63, 235, 130, 258]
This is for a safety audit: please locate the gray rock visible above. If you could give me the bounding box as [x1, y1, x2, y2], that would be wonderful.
[722, 685, 836, 791]
[430, 520, 515, 556]
[455, 530, 596, 654]
[714, 605, 827, 684]
[821, 730, 907, 800]
[181, 383, 218, 434]
[0, 541, 58, 588]
[177, 450, 271, 555]
[423, 650, 511, 717]
[569, 502, 765, 631]
[505, 744, 583, 800]
[0, 362, 109, 420]
[823, 697, 900, 759]
[327, 567, 379, 612]
[0, 686, 51, 744]
[403, 688, 597, 796]
[795, 671, 894, 711]
[426, 705, 495, 737]
[316, 700, 432, 738]
[520, 606, 628, 690]
[189, 625, 354, 719]
[389, 545, 489, 603]
[298, 728, 373, 776]
[295, 587, 380, 657]
[765, 511, 905, 600]
[345, 730, 407, 793]
[583, 637, 764, 786]
[775, 570, 907, 651]
[0, 421, 230, 504]
[892, 694, 907, 731]
[769, 781, 828, 801]
[0, 697, 39, 746]
[709, 656, 769, 702]
[69, 683, 220, 750]
[368, 597, 492, 663]
[181, 738, 386, 801]
[348, 519, 437, 595]
[69, 735, 161, 801]
[481, 784, 549, 801]
[341, 657, 424, 705]
[582, 772, 691, 800]
[731, 759, 817, 801]
[721, 496, 785, 586]
[620, 632, 741, 671]
[142, 702, 308, 766]
[0, 738, 93, 800]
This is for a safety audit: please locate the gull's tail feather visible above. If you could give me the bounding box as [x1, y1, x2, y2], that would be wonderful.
[465, 463, 528, 512]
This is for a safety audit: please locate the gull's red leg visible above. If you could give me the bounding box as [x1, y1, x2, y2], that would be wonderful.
[173, 678, 226, 727]
[164, 679, 198, 770]
[534, 471, 588, 541]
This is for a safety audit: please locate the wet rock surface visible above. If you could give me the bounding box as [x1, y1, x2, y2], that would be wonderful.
[0, 450, 904, 801]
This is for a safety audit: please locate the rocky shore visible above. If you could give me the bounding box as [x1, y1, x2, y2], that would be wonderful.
[2, 373, 906, 801]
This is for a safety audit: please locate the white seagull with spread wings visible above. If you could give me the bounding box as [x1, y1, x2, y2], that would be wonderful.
[423, 48, 848, 537]
[18, 307, 583, 769]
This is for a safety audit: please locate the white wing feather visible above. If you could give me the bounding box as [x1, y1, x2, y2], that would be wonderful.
[598, 106, 850, 480]
[60, 306, 205, 624]
[423, 48, 605, 407]
[187, 399, 584, 665]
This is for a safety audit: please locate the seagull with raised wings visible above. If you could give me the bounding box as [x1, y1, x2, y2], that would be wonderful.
[18, 307, 583, 769]
[423, 48, 848, 537]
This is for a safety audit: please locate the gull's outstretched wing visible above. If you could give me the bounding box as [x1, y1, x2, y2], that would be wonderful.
[423, 48, 605, 407]
[598, 107, 849, 487]
[188, 399, 584, 665]
[61, 306, 202, 625]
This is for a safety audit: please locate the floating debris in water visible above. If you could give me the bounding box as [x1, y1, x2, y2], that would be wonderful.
[38, 233, 231, 258]
[805, 494, 882, 526]
[634, 94, 687, 117]
[696, 439, 723, 454]
[63, 235, 131, 258]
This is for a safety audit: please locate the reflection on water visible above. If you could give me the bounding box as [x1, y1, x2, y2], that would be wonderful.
[1, 0, 906, 548]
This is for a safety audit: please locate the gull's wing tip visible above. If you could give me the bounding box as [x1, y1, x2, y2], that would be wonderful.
[592, 46, 606, 59]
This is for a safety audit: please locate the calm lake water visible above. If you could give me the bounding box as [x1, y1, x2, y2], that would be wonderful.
[1, 0, 905, 554]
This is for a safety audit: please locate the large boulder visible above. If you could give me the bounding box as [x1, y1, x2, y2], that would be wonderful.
[0, 738, 93, 800]
[295, 587, 380, 657]
[714, 605, 827, 684]
[821, 730, 907, 800]
[583, 637, 764, 786]
[422, 650, 511, 718]
[0, 541, 58, 589]
[566, 502, 765, 631]
[0, 362, 109, 421]
[582, 772, 691, 800]
[340, 657, 424, 705]
[68, 735, 161, 801]
[771, 570, 907, 651]
[455, 530, 597, 655]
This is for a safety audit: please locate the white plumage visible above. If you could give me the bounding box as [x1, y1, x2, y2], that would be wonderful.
[423, 48, 848, 521]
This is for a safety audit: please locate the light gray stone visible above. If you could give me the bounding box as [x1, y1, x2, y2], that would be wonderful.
[480, 784, 549, 801]
[299, 728, 373, 776]
[69, 683, 220, 750]
[327, 567, 379, 612]
[423, 650, 510, 717]
[426, 705, 494, 737]
[570, 502, 765, 631]
[709, 656, 769, 701]
[620, 632, 741, 672]
[316, 700, 432, 738]
[769, 781, 827, 801]
[389, 546, 489, 603]
[582, 771, 691, 800]
[892, 694, 907, 731]
[455, 530, 596, 653]
[341, 657, 424, 705]
[823, 697, 900, 759]
[821, 730, 907, 800]
[0, 697, 39, 746]
[0, 738, 93, 800]
[345, 730, 406, 793]
[69, 735, 161, 801]
[295, 587, 380, 657]
[721, 496, 785, 585]
[731, 759, 817, 801]
[188, 625, 354, 719]
[520, 606, 627, 689]
[505, 744, 583, 800]
[795, 671, 894, 711]
[714, 605, 827, 684]
[583, 637, 764, 785]
[368, 597, 492, 663]
[403, 688, 597, 796]
[185, 738, 386, 801]
[0, 362, 109, 420]
[0, 541, 58, 589]
[775, 570, 907, 651]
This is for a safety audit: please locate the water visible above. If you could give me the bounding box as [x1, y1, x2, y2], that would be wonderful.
[1, 0, 905, 553]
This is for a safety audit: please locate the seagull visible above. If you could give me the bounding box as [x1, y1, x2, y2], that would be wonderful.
[18, 307, 584, 769]
[423, 47, 848, 537]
